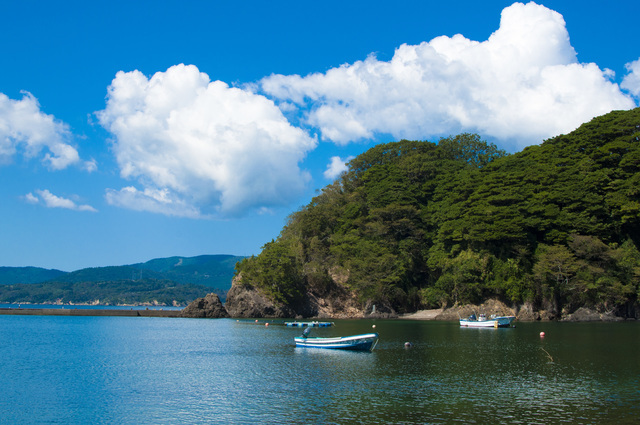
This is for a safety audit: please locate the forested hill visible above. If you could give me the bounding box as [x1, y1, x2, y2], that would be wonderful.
[0, 255, 244, 305]
[236, 108, 640, 318]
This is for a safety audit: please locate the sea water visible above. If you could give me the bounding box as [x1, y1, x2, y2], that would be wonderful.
[1, 315, 638, 424]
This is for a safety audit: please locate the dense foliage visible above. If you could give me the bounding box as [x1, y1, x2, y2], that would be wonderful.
[236, 109, 640, 317]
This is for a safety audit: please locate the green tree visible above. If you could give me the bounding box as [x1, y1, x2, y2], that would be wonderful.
[532, 244, 579, 313]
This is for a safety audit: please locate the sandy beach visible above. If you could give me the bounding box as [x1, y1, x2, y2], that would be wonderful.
[399, 308, 443, 320]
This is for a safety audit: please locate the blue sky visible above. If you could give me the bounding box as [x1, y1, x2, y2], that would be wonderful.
[1, 0, 639, 271]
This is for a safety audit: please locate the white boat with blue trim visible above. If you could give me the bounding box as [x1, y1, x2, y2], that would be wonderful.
[294, 328, 379, 351]
[460, 313, 515, 328]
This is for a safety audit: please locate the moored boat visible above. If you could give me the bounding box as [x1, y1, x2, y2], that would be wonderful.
[459, 313, 515, 328]
[294, 328, 379, 351]
[285, 321, 334, 327]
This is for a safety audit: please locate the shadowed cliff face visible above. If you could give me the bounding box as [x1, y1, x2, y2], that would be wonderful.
[222, 274, 398, 319]
[223, 275, 295, 318]
[183, 286, 634, 321]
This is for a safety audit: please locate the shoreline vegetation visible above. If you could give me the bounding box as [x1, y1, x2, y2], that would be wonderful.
[231, 109, 640, 321]
[0, 305, 630, 322]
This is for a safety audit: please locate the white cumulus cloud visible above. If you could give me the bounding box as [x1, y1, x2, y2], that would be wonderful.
[105, 186, 202, 219]
[25, 189, 97, 212]
[261, 1, 636, 151]
[97, 64, 317, 218]
[0, 92, 82, 169]
[324, 155, 355, 180]
[622, 57, 640, 97]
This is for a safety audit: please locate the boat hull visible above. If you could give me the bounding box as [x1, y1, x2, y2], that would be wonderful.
[285, 321, 333, 327]
[294, 333, 379, 351]
[459, 316, 515, 328]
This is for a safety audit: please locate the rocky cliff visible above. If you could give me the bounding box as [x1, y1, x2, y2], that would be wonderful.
[224, 276, 294, 318]
[222, 273, 397, 319]
[181, 293, 229, 318]
[181, 290, 634, 321]
[183, 276, 636, 321]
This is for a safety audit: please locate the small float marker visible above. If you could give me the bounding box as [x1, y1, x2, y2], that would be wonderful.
[540, 331, 545, 337]
[372, 324, 376, 328]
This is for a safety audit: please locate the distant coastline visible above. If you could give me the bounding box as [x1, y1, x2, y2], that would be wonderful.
[0, 303, 182, 310]
[0, 305, 181, 317]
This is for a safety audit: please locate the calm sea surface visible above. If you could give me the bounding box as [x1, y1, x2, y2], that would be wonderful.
[0, 315, 638, 424]
[0, 303, 182, 310]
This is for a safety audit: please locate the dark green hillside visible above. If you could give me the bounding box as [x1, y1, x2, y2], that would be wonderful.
[0, 267, 66, 285]
[0, 255, 244, 305]
[131, 255, 243, 289]
[52, 255, 243, 292]
[236, 109, 640, 318]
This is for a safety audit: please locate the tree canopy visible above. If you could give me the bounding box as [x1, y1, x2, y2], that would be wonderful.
[236, 108, 640, 317]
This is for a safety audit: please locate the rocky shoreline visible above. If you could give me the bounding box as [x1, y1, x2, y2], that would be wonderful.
[400, 304, 627, 322]
[203, 274, 637, 321]
[2, 292, 633, 322]
[181, 292, 635, 322]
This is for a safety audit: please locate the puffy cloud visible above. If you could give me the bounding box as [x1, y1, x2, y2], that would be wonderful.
[261, 2, 636, 151]
[97, 64, 316, 217]
[0, 92, 81, 169]
[324, 155, 354, 180]
[105, 186, 201, 219]
[622, 58, 640, 97]
[25, 189, 97, 212]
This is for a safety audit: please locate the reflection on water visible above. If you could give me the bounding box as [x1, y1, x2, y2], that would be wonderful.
[0, 316, 638, 424]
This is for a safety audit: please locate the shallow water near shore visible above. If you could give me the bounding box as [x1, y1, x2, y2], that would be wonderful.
[1, 316, 638, 424]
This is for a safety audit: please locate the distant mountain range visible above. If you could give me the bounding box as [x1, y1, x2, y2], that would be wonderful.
[0, 266, 67, 285]
[0, 255, 244, 306]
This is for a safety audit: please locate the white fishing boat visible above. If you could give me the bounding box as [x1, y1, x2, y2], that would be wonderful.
[459, 313, 515, 328]
[294, 328, 379, 351]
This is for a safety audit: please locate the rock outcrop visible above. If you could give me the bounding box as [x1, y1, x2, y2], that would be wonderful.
[224, 273, 382, 319]
[181, 293, 229, 318]
[561, 307, 624, 322]
[511, 302, 557, 321]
